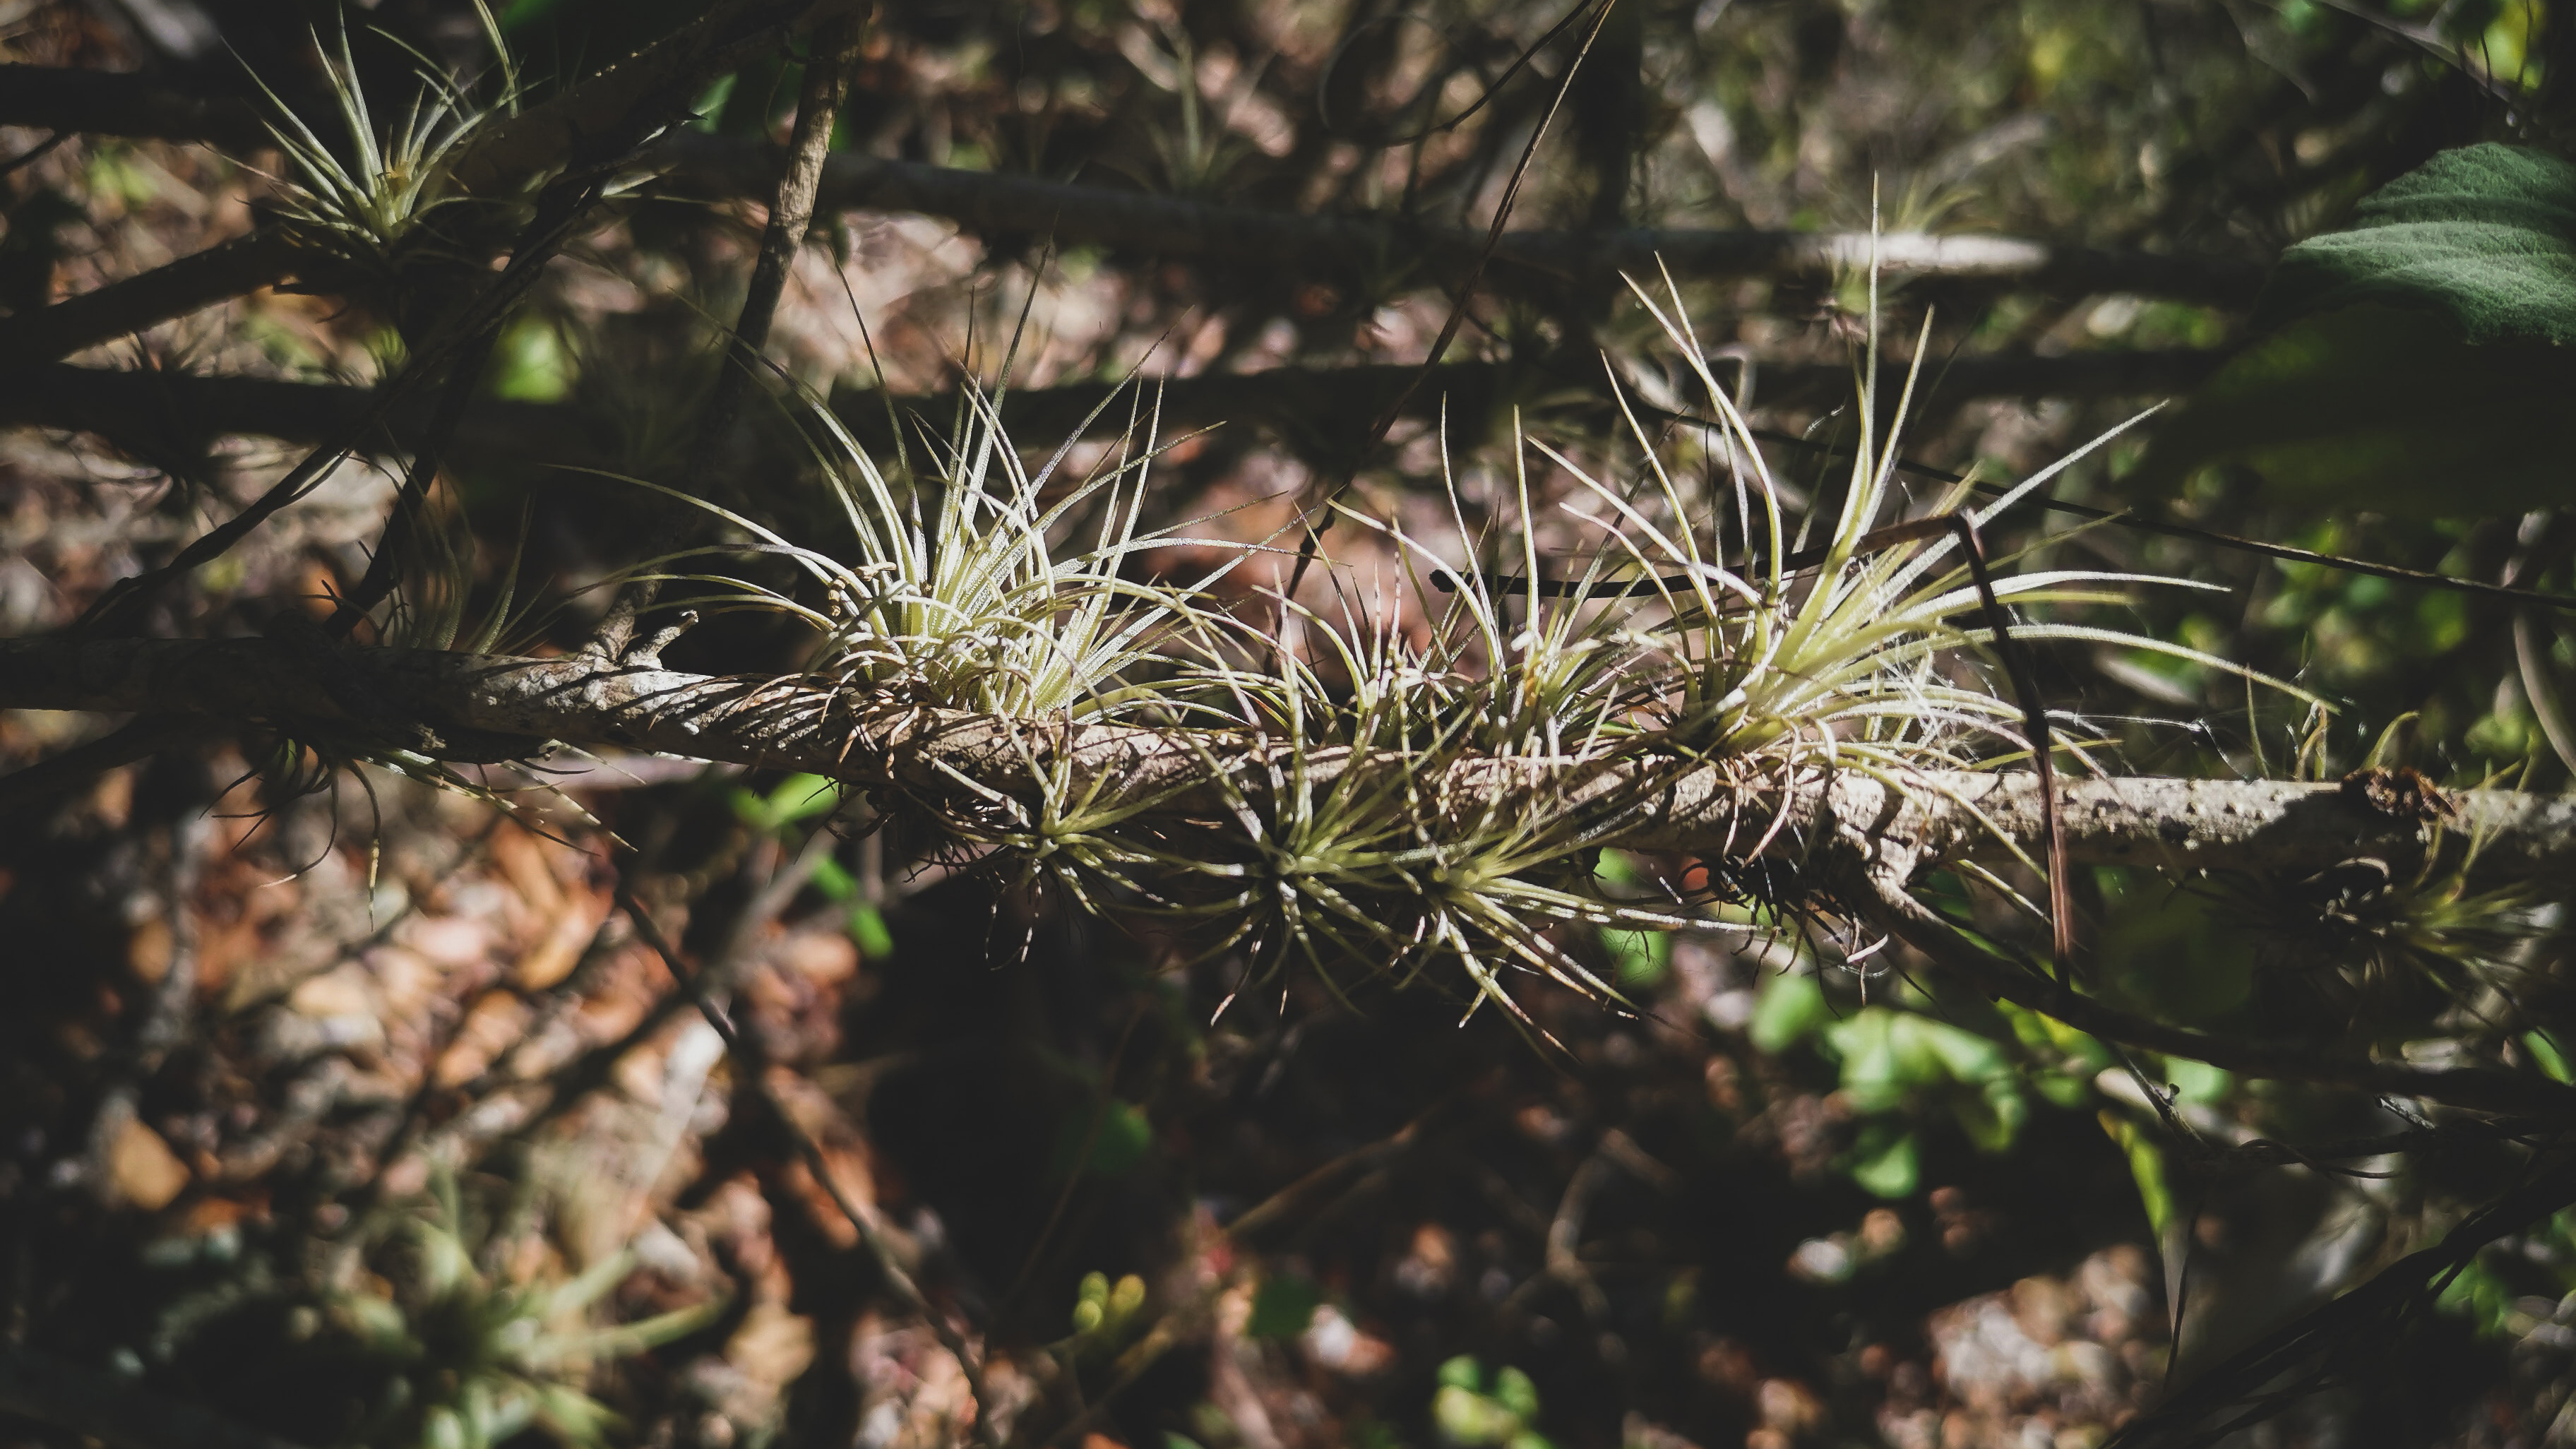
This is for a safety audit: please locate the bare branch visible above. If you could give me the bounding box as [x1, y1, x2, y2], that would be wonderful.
[661, 136, 2267, 306]
[0, 64, 269, 150]
[0, 62, 2263, 307]
[0, 231, 307, 372]
[5, 349, 2224, 465]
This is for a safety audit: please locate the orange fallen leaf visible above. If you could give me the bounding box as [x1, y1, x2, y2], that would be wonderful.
[110, 1116, 191, 1211]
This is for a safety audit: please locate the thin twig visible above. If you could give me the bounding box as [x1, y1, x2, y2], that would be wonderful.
[1278, 0, 1619, 608]
[0, 715, 196, 819]
[590, 16, 866, 664]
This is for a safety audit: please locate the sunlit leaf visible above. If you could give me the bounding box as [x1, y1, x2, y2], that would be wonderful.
[2128, 144, 2576, 518]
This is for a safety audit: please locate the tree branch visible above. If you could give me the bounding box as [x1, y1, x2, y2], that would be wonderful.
[4, 638, 2570, 882]
[0, 63, 2266, 307]
[4, 348, 2226, 467]
[664, 136, 2267, 305]
[0, 231, 308, 372]
[0, 62, 269, 152]
[10, 634, 2570, 1119]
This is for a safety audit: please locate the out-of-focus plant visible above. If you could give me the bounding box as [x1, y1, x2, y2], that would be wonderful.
[312, 1171, 718, 1449]
[1433, 1355, 1554, 1449]
[132, 1169, 719, 1449]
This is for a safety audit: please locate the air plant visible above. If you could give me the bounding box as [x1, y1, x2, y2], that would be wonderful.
[1134, 576, 1698, 1032]
[316, 1171, 717, 1449]
[133, 1169, 718, 1449]
[2212, 843, 2549, 1039]
[244, 6, 523, 278]
[614, 377, 1222, 722]
[589, 256, 2294, 1029]
[1126, 261, 2308, 1022]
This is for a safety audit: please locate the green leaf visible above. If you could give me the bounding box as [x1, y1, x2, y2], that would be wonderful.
[1952, 1078, 2027, 1155]
[2161, 1058, 2235, 1104]
[2127, 144, 2576, 518]
[1748, 970, 1827, 1054]
[1083, 1100, 1152, 1177]
[2524, 1029, 2575, 1084]
[1434, 1385, 1520, 1445]
[2099, 1110, 2175, 1239]
[2251, 143, 2576, 345]
[1844, 1123, 1919, 1199]
[1246, 1274, 1321, 1340]
[763, 773, 840, 825]
[1825, 1011, 1904, 1113]
[1599, 926, 1669, 988]
[489, 314, 573, 403]
[807, 856, 856, 902]
[845, 902, 895, 960]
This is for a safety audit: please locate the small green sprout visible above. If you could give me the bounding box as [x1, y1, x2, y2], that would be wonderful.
[1068, 1270, 1147, 1351]
[1433, 1356, 1553, 1449]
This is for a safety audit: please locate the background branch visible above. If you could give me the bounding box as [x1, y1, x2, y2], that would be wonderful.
[4, 350, 2226, 467]
[0, 64, 2267, 306]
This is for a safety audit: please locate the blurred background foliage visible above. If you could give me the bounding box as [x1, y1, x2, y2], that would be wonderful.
[5, 0, 2576, 1447]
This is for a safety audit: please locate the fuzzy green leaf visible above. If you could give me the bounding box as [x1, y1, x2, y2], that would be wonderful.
[2127, 144, 2576, 518]
[2250, 143, 2576, 345]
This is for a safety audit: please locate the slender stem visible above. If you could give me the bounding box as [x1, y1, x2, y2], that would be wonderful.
[590, 16, 866, 664]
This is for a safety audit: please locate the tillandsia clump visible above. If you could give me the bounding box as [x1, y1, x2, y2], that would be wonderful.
[2212, 845, 2551, 1045]
[131, 1169, 718, 1449]
[625, 268, 2252, 1031]
[244, 4, 525, 283]
[612, 376, 1222, 722]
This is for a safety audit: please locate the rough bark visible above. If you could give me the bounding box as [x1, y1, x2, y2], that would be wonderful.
[6, 637, 2569, 881]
